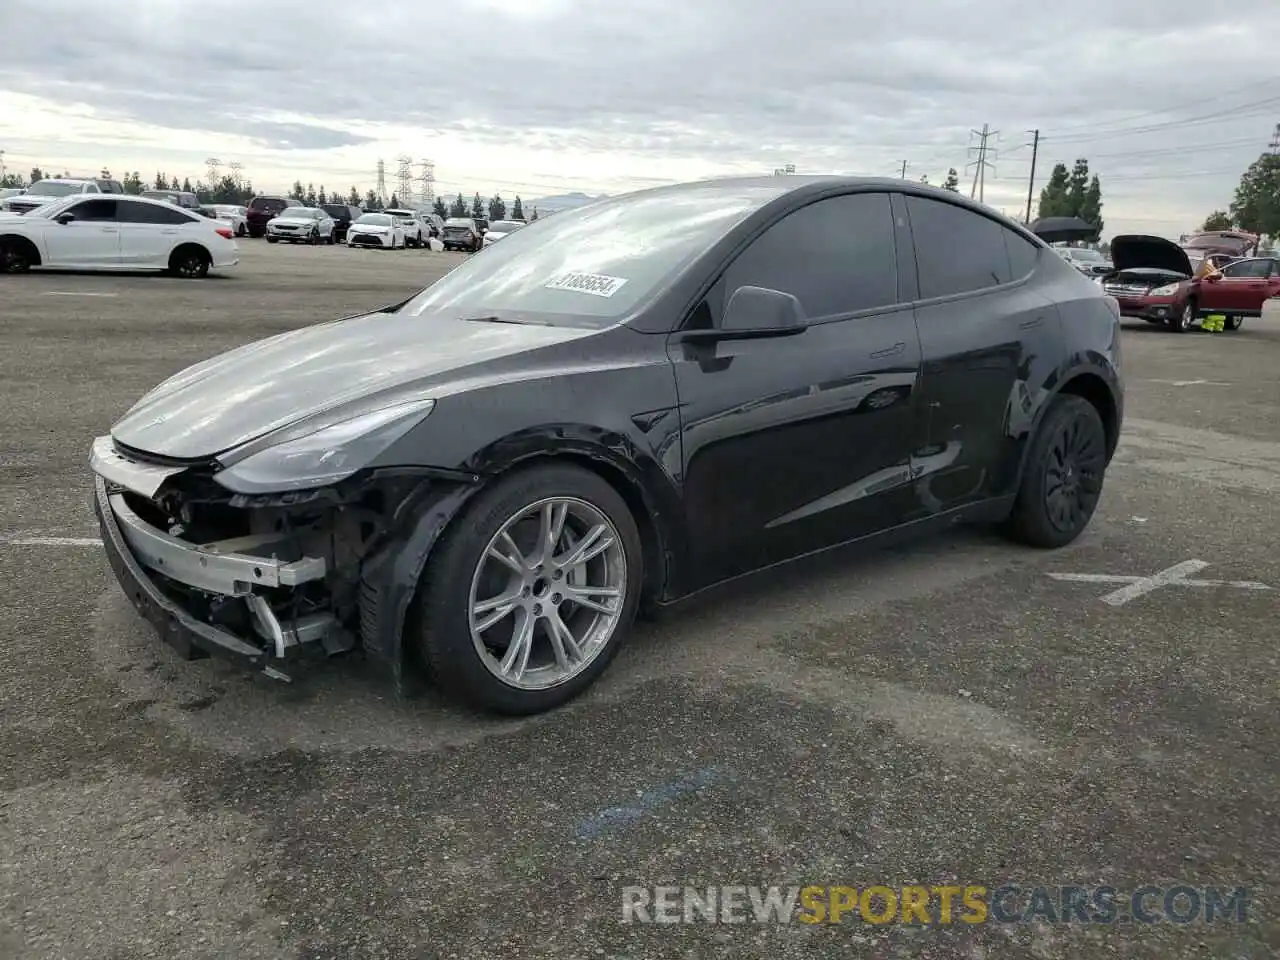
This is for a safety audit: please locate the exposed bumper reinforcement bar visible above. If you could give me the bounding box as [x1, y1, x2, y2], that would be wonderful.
[93, 475, 291, 681]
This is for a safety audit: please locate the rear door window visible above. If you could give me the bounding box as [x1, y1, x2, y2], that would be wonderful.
[905, 196, 1013, 299]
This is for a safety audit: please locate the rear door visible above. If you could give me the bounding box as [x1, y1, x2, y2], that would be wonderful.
[901, 194, 1064, 513]
[116, 199, 197, 267]
[42, 198, 121, 267]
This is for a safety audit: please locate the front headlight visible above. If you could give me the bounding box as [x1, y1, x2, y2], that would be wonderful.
[1150, 283, 1181, 296]
[214, 398, 436, 494]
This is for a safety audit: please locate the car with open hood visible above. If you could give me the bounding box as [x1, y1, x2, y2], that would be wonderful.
[482, 219, 527, 247]
[89, 176, 1123, 715]
[1102, 235, 1278, 332]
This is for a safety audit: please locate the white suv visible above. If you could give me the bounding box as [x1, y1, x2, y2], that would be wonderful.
[383, 208, 427, 248]
[3, 178, 103, 214]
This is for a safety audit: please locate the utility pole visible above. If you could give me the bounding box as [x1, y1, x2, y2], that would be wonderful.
[900, 159, 909, 179]
[1024, 129, 1040, 223]
[966, 124, 998, 203]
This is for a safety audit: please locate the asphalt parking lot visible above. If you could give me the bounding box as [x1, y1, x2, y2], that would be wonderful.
[2, 244, 1278, 959]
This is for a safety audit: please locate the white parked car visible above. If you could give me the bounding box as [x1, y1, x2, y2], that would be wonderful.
[0, 194, 239, 277]
[482, 219, 527, 247]
[382, 208, 426, 247]
[265, 206, 336, 244]
[345, 212, 406, 249]
[210, 204, 248, 237]
[2, 178, 103, 214]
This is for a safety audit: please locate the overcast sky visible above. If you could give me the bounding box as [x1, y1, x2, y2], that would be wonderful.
[1, 0, 1277, 238]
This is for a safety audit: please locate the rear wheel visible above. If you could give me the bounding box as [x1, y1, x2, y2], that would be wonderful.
[1002, 395, 1107, 548]
[235, 223, 246, 237]
[168, 245, 211, 279]
[415, 464, 643, 714]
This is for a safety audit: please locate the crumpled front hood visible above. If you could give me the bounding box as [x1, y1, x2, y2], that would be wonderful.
[112, 310, 599, 460]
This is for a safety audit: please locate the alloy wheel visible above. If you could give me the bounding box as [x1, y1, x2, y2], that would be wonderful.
[1177, 304, 1194, 331]
[0, 242, 32, 273]
[174, 253, 207, 278]
[467, 497, 627, 690]
[1043, 412, 1105, 534]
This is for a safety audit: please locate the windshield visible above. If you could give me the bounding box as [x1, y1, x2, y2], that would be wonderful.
[404, 182, 788, 326]
[322, 205, 349, 217]
[29, 181, 86, 198]
[355, 213, 391, 225]
[1071, 248, 1103, 261]
[489, 221, 525, 233]
[27, 196, 83, 219]
[444, 219, 474, 228]
[281, 208, 318, 219]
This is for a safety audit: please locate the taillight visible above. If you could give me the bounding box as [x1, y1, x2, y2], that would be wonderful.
[215, 227, 234, 239]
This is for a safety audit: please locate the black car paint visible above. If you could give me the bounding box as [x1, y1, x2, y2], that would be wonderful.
[103, 177, 1123, 687]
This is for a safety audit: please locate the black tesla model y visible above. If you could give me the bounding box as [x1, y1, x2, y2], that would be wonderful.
[91, 176, 1123, 714]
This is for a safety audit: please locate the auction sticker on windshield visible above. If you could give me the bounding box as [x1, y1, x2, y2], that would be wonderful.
[545, 272, 629, 298]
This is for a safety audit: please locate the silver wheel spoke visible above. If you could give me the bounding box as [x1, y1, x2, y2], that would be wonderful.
[562, 584, 621, 614]
[500, 609, 535, 680]
[544, 609, 583, 669]
[556, 523, 613, 569]
[488, 530, 528, 574]
[472, 591, 520, 632]
[538, 501, 568, 564]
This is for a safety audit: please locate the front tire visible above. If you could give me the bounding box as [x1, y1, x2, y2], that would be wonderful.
[1169, 301, 1195, 332]
[1002, 395, 1107, 548]
[415, 464, 643, 715]
[1224, 315, 1242, 331]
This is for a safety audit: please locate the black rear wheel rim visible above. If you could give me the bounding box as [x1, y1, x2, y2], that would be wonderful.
[1043, 412, 1105, 533]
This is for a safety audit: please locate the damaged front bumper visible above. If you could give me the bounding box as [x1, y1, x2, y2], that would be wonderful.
[90, 435, 348, 681]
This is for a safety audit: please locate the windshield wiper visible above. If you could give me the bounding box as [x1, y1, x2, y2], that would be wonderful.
[459, 315, 549, 326]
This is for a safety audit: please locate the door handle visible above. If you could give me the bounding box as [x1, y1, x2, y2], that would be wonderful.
[870, 341, 905, 359]
[1019, 317, 1044, 329]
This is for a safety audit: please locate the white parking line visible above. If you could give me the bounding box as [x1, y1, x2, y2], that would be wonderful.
[1145, 378, 1230, 387]
[1, 536, 102, 546]
[1048, 560, 1272, 605]
[40, 291, 119, 298]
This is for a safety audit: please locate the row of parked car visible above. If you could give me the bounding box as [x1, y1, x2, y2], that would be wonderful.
[0, 178, 529, 254]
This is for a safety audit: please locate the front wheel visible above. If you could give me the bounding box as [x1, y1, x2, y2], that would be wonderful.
[415, 464, 643, 714]
[266, 236, 278, 244]
[1001, 394, 1107, 548]
[1169, 301, 1195, 332]
[1224, 315, 1242, 331]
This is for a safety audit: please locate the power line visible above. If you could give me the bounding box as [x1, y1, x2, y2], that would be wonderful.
[1041, 96, 1280, 145]
[1041, 79, 1271, 135]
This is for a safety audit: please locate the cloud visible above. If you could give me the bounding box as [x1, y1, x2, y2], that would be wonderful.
[0, 0, 1277, 237]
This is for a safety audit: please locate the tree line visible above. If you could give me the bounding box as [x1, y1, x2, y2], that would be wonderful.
[0, 166, 540, 221]
[1199, 152, 1280, 239]
[1036, 159, 1104, 235]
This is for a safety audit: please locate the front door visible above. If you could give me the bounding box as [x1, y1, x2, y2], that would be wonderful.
[900, 194, 1066, 514]
[669, 191, 923, 588]
[42, 198, 121, 268]
[1200, 258, 1279, 315]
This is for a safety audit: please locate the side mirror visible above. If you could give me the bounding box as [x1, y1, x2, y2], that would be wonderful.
[55, 212, 76, 225]
[721, 285, 806, 334]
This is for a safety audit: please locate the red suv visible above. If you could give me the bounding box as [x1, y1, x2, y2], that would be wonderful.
[1101, 235, 1280, 332]
[246, 195, 303, 239]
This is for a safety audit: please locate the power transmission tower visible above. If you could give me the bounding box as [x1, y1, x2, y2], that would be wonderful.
[1269, 123, 1280, 154]
[395, 155, 413, 206]
[375, 159, 387, 203]
[1024, 129, 1040, 223]
[229, 160, 243, 185]
[966, 125, 998, 203]
[205, 157, 220, 186]
[773, 163, 795, 175]
[417, 159, 435, 205]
